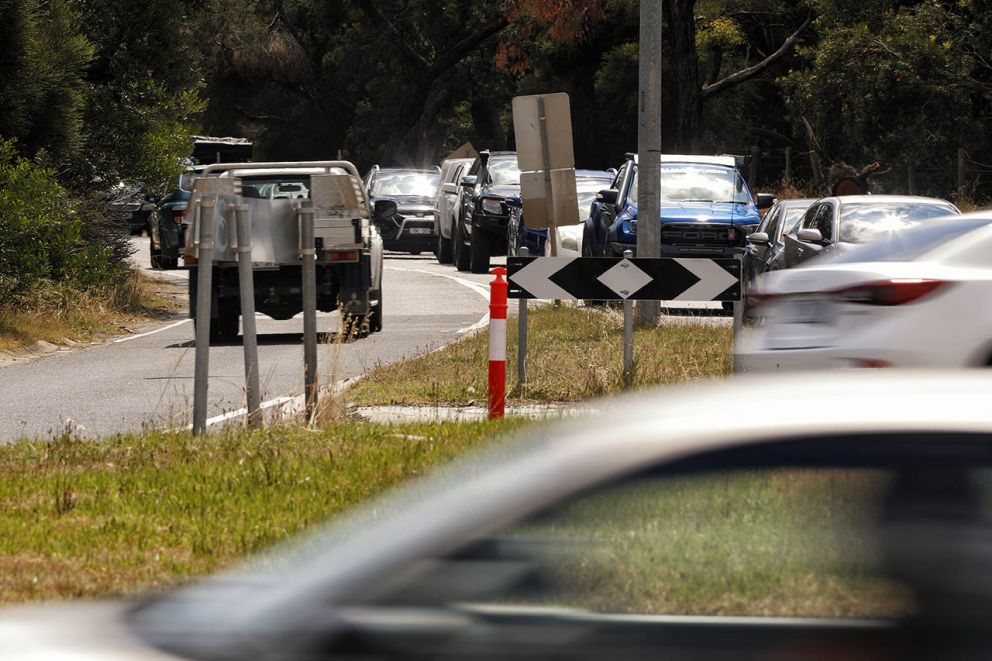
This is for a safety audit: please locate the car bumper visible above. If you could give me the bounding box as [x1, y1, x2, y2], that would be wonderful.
[474, 212, 509, 235]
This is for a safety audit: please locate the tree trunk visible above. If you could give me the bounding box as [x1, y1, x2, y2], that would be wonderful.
[663, 0, 703, 153]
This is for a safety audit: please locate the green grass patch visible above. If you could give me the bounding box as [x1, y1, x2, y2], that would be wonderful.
[0, 419, 525, 603]
[349, 305, 732, 405]
[504, 469, 908, 618]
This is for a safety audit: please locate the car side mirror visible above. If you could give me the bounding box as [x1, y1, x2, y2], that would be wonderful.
[460, 176, 477, 188]
[756, 193, 776, 210]
[373, 200, 397, 220]
[797, 228, 826, 244]
[747, 232, 770, 245]
[441, 183, 457, 195]
[596, 189, 619, 206]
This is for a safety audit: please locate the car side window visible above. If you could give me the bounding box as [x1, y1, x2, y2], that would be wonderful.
[800, 204, 833, 241]
[366, 466, 909, 621]
[799, 204, 821, 231]
[816, 203, 835, 241]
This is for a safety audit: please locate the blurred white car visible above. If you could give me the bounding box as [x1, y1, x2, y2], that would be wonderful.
[737, 213, 992, 370]
[11, 374, 992, 657]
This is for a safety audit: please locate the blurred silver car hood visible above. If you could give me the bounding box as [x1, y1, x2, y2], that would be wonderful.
[0, 601, 181, 659]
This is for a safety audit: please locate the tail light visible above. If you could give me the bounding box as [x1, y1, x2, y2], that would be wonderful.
[329, 250, 359, 262]
[835, 279, 947, 306]
[172, 210, 186, 224]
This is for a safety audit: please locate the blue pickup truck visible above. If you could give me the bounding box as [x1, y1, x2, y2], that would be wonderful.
[586, 154, 774, 258]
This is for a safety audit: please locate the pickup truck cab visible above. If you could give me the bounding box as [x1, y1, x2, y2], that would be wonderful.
[587, 154, 772, 258]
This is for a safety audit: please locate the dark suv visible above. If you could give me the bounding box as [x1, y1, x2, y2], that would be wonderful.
[454, 151, 519, 273]
[364, 167, 440, 254]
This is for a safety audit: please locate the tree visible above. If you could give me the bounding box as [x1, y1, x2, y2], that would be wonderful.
[73, 0, 202, 194]
[665, 0, 812, 151]
[784, 1, 981, 194]
[0, 0, 93, 165]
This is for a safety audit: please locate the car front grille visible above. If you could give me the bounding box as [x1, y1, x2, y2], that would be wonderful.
[661, 223, 735, 246]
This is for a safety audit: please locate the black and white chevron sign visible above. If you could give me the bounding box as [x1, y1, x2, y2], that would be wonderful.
[507, 256, 741, 301]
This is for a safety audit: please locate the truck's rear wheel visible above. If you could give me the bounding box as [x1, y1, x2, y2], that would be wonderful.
[454, 219, 470, 272]
[369, 296, 383, 333]
[470, 229, 491, 274]
[341, 312, 369, 341]
[211, 304, 240, 343]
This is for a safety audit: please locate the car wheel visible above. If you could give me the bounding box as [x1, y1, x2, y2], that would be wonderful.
[369, 290, 383, 333]
[454, 218, 470, 272]
[470, 228, 491, 274]
[162, 255, 179, 270]
[149, 243, 163, 270]
[437, 233, 453, 264]
[582, 227, 605, 307]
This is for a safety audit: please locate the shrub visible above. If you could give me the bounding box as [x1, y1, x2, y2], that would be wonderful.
[0, 138, 129, 305]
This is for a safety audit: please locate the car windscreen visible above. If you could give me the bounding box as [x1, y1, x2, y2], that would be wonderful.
[823, 216, 991, 263]
[371, 172, 439, 197]
[631, 164, 751, 204]
[838, 201, 959, 244]
[488, 159, 522, 186]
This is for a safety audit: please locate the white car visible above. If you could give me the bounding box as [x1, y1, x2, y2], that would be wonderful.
[737, 213, 992, 370]
[9, 372, 992, 661]
[7, 373, 992, 659]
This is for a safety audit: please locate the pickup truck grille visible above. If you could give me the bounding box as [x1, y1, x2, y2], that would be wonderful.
[661, 223, 735, 246]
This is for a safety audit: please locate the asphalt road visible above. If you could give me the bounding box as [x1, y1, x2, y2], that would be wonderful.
[0, 238, 501, 442]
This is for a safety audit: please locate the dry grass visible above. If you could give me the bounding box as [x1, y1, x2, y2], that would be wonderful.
[348, 305, 732, 406]
[0, 272, 184, 353]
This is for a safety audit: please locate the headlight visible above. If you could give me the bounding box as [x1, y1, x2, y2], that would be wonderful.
[481, 198, 503, 215]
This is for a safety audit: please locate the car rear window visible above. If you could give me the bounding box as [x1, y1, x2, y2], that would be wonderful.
[838, 202, 959, 244]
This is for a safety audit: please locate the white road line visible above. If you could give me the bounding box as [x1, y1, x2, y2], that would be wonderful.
[385, 266, 491, 299]
[384, 265, 491, 334]
[113, 318, 191, 343]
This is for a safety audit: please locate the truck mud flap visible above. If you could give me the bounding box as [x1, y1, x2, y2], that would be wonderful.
[338, 253, 373, 315]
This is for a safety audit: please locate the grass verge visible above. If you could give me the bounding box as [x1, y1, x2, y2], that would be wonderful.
[349, 305, 732, 406]
[0, 272, 184, 353]
[0, 419, 525, 604]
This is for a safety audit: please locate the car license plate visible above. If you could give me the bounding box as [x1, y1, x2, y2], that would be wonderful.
[781, 298, 832, 325]
[408, 228, 431, 235]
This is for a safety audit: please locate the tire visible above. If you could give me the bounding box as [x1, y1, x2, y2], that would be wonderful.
[369, 292, 383, 333]
[341, 311, 369, 341]
[161, 255, 178, 270]
[470, 228, 491, 274]
[437, 233, 453, 264]
[454, 217, 471, 272]
[582, 226, 605, 307]
[150, 243, 163, 270]
[210, 303, 240, 343]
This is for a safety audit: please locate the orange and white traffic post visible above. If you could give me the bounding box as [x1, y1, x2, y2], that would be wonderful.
[488, 267, 508, 419]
